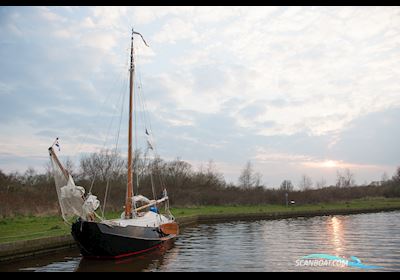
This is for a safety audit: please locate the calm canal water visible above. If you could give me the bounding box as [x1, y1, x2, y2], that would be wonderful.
[1, 211, 399, 272]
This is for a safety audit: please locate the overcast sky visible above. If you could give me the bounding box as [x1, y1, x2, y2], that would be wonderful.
[0, 6, 399, 187]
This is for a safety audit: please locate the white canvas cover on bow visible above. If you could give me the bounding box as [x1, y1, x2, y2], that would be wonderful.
[49, 147, 88, 222]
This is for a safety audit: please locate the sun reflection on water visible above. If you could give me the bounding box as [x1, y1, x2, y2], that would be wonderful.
[328, 216, 345, 255]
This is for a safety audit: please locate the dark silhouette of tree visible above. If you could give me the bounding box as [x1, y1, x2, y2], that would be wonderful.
[381, 172, 389, 183]
[63, 157, 75, 177]
[238, 161, 263, 189]
[336, 168, 355, 187]
[1, 156, 400, 217]
[238, 161, 253, 189]
[315, 177, 327, 189]
[392, 167, 400, 183]
[79, 149, 125, 182]
[298, 174, 313, 190]
[280, 180, 294, 192]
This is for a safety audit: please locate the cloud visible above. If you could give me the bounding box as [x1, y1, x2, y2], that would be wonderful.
[329, 107, 400, 166]
[152, 18, 198, 44]
[91, 6, 128, 28]
[159, 6, 400, 138]
[254, 147, 314, 163]
[0, 6, 399, 187]
[37, 6, 67, 22]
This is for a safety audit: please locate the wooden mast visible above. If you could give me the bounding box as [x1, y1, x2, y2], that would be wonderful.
[48, 146, 69, 180]
[125, 29, 135, 219]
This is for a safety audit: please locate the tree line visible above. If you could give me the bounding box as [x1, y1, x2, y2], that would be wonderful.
[0, 150, 399, 217]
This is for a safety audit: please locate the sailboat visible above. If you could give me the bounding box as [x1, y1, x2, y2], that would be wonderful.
[48, 29, 179, 259]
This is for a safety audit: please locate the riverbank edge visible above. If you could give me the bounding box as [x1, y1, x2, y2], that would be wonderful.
[1, 206, 399, 263]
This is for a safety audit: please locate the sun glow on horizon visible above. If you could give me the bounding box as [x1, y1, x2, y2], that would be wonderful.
[302, 159, 346, 169]
[321, 160, 340, 168]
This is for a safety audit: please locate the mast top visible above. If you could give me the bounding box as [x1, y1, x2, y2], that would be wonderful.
[131, 28, 150, 47]
[129, 28, 149, 73]
[130, 29, 134, 72]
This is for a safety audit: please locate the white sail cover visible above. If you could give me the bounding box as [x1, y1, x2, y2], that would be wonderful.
[50, 149, 86, 222]
[133, 195, 151, 204]
[82, 194, 100, 217]
[60, 175, 86, 217]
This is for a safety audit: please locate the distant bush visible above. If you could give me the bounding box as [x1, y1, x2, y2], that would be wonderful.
[0, 152, 399, 218]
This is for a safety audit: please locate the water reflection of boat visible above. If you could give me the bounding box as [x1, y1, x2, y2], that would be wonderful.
[75, 239, 176, 272]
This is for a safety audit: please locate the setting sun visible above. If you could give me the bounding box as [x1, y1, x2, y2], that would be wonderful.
[322, 160, 339, 168]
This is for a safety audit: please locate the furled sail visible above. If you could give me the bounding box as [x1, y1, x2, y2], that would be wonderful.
[49, 146, 99, 222]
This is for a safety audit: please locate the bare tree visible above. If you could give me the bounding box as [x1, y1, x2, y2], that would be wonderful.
[252, 172, 263, 187]
[0, 169, 7, 184]
[63, 157, 75, 177]
[392, 167, 400, 183]
[205, 159, 215, 174]
[280, 180, 294, 192]
[165, 157, 192, 188]
[315, 177, 327, 189]
[381, 172, 389, 184]
[298, 174, 313, 190]
[148, 156, 166, 179]
[44, 161, 53, 182]
[132, 149, 146, 178]
[336, 168, 355, 187]
[205, 159, 225, 186]
[23, 167, 37, 186]
[238, 161, 262, 189]
[238, 161, 253, 189]
[80, 149, 125, 182]
[167, 158, 192, 178]
[344, 168, 356, 187]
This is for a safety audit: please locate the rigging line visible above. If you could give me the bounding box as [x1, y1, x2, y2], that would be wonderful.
[136, 70, 153, 165]
[137, 39, 169, 208]
[77, 45, 129, 152]
[138, 73, 154, 137]
[136, 62, 163, 197]
[136, 66, 157, 158]
[131, 64, 151, 199]
[101, 179, 110, 219]
[72, 45, 130, 158]
[138, 106, 164, 193]
[70, 74, 128, 183]
[134, 49, 151, 130]
[141, 146, 156, 201]
[94, 210, 105, 222]
[137, 74, 151, 149]
[102, 71, 128, 217]
[88, 66, 128, 195]
[136, 66, 152, 135]
[136, 67, 163, 164]
[101, 72, 128, 151]
[135, 67, 168, 197]
[89, 173, 96, 194]
[133, 49, 148, 196]
[149, 158, 157, 201]
[85, 44, 129, 187]
[101, 49, 130, 150]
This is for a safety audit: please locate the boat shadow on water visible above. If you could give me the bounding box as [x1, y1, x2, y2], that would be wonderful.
[75, 239, 176, 272]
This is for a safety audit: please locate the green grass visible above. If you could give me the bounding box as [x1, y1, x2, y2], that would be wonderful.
[0, 215, 70, 244]
[1, 197, 400, 244]
[169, 197, 400, 218]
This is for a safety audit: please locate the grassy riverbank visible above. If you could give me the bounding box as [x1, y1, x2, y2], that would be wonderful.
[1, 197, 400, 244]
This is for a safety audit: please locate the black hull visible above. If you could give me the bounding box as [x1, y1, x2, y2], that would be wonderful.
[71, 219, 175, 259]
